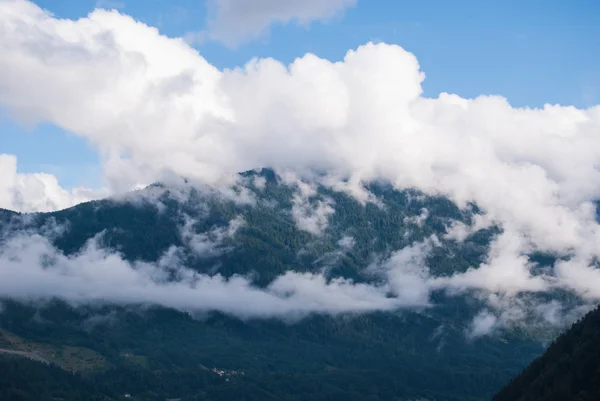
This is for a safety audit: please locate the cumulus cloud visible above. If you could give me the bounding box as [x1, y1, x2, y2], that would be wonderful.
[202, 0, 357, 47]
[1, 1, 600, 328]
[0, 154, 106, 212]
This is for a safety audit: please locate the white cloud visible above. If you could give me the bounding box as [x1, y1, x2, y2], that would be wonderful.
[337, 235, 355, 250]
[434, 229, 550, 296]
[0, 232, 424, 319]
[202, 0, 357, 47]
[0, 154, 106, 212]
[293, 197, 334, 236]
[252, 175, 267, 190]
[444, 213, 494, 242]
[181, 214, 245, 257]
[467, 310, 498, 338]
[464, 294, 590, 338]
[281, 173, 335, 235]
[404, 207, 429, 228]
[377, 238, 434, 306]
[554, 258, 600, 300]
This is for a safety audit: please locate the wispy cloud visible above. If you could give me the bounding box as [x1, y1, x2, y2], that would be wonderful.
[195, 0, 357, 47]
[281, 173, 335, 236]
[0, 230, 425, 320]
[181, 214, 245, 257]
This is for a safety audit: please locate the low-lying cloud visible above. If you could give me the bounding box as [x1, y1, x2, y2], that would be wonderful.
[282, 174, 335, 236]
[181, 214, 245, 257]
[0, 231, 422, 320]
[0, 210, 596, 332]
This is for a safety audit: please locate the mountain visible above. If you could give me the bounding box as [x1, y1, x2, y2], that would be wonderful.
[0, 169, 575, 401]
[493, 305, 600, 401]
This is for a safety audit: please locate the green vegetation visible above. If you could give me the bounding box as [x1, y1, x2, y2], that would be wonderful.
[0, 329, 109, 372]
[0, 300, 543, 401]
[494, 305, 600, 401]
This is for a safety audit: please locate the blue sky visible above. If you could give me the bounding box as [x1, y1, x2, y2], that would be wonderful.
[1, 0, 599, 189]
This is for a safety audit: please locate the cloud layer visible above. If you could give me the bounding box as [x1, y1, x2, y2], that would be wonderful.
[0, 230, 427, 320]
[0, 217, 587, 332]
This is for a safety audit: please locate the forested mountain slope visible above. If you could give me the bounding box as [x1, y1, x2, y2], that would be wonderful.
[493, 305, 600, 401]
[0, 169, 585, 400]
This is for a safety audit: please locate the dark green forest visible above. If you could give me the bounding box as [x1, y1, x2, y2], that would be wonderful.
[0, 169, 583, 400]
[0, 300, 543, 401]
[493, 305, 600, 401]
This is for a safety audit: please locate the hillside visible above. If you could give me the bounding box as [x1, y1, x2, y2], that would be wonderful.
[0, 169, 577, 400]
[493, 305, 600, 401]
